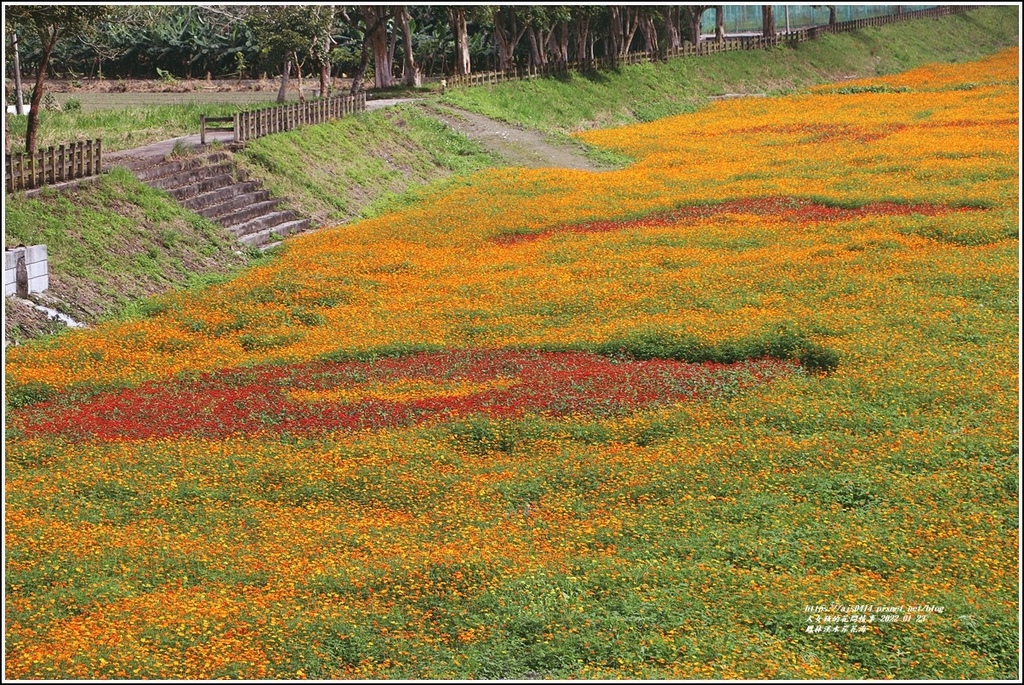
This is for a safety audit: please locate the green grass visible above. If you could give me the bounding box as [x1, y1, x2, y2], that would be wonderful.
[441, 6, 1019, 134]
[235, 104, 500, 227]
[3, 166, 258, 324]
[6, 102, 246, 154]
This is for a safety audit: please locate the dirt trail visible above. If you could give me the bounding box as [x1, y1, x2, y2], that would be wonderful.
[104, 98, 602, 173]
[419, 103, 603, 172]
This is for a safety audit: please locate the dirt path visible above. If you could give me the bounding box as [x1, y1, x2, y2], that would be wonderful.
[419, 103, 603, 172]
[100, 98, 601, 173]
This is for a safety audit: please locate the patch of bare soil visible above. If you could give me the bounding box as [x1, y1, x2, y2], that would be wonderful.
[4, 297, 68, 346]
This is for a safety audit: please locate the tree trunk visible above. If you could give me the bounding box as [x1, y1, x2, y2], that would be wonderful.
[363, 5, 394, 89]
[528, 24, 544, 68]
[350, 35, 370, 95]
[25, 27, 59, 153]
[294, 56, 305, 102]
[493, 8, 525, 72]
[12, 32, 26, 115]
[663, 7, 681, 55]
[320, 31, 331, 97]
[558, 20, 569, 64]
[320, 62, 329, 98]
[575, 13, 590, 67]
[449, 6, 471, 76]
[611, 6, 640, 59]
[396, 6, 421, 87]
[716, 6, 726, 41]
[277, 56, 291, 103]
[687, 8, 703, 46]
[638, 10, 658, 56]
[762, 6, 776, 38]
[829, 6, 837, 26]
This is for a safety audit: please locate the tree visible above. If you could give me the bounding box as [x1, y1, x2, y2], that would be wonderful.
[395, 6, 421, 87]
[7, 5, 107, 152]
[608, 6, 640, 60]
[762, 5, 776, 38]
[662, 6, 682, 55]
[447, 6, 471, 76]
[681, 6, 711, 46]
[574, 7, 600, 68]
[362, 5, 395, 88]
[715, 6, 726, 41]
[636, 7, 659, 57]
[491, 6, 527, 72]
[247, 6, 333, 102]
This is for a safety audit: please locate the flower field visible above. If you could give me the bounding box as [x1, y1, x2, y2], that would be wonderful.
[4, 48, 1019, 679]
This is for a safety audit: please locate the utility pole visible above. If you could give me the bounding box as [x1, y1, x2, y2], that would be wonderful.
[785, 6, 790, 34]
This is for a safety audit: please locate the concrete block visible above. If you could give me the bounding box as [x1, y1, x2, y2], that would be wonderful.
[26, 261, 48, 279]
[25, 244, 47, 263]
[28, 274, 49, 294]
[4, 281, 16, 297]
[4, 268, 15, 287]
[5, 248, 25, 270]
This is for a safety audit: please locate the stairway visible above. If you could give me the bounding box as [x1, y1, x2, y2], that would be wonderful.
[115, 151, 311, 250]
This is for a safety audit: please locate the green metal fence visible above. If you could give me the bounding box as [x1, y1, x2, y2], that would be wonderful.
[702, 5, 939, 34]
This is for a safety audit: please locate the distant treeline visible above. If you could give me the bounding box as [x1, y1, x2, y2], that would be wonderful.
[6, 5, 913, 85]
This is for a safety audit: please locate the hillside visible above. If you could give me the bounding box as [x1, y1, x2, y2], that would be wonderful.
[442, 5, 1019, 133]
[4, 4, 1018, 344]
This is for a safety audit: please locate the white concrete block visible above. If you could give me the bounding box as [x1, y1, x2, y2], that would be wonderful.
[4, 281, 16, 297]
[28, 274, 49, 294]
[4, 268, 15, 287]
[27, 261, 48, 279]
[5, 249, 25, 270]
[25, 244, 47, 263]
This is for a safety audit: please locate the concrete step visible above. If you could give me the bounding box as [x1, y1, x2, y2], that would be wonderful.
[148, 162, 241, 191]
[237, 219, 312, 247]
[133, 152, 231, 181]
[197, 190, 273, 220]
[168, 173, 239, 201]
[181, 181, 263, 211]
[211, 199, 283, 228]
[225, 210, 301, 239]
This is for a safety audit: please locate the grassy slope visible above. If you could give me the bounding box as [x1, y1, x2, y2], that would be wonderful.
[4, 6, 1016, 339]
[235, 105, 499, 227]
[3, 107, 497, 341]
[3, 167, 257, 333]
[442, 6, 1020, 133]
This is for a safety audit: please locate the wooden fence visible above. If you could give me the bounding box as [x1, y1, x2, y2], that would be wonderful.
[450, 5, 976, 89]
[229, 92, 367, 144]
[5, 139, 102, 192]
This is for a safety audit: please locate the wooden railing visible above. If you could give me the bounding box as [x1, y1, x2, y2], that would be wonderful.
[5, 139, 102, 192]
[450, 5, 977, 90]
[229, 92, 367, 144]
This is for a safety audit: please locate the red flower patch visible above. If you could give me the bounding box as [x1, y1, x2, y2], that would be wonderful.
[492, 196, 981, 245]
[12, 350, 799, 442]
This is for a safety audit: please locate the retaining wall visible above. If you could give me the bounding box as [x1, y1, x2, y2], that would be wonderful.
[4, 245, 49, 297]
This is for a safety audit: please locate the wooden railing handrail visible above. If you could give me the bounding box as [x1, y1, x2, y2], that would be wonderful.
[5, 139, 102, 193]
